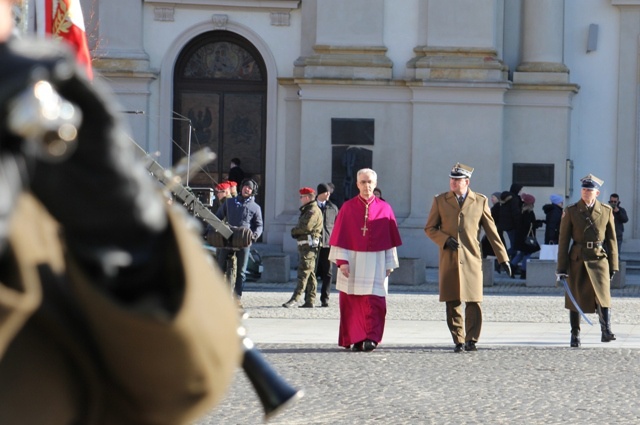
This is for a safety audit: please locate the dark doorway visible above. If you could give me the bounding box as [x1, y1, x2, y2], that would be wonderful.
[173, 31, 267, 208]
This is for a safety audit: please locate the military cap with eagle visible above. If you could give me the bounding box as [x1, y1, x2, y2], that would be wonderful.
[449, 162, 474, 179]
[580, 174, 604, 190]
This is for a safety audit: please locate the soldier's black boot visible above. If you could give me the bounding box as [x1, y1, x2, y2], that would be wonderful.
[570, 311, 581, 348]
[597, 305, 616, 342]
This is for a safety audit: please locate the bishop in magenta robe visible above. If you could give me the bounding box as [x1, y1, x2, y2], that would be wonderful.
[328, 169, 402, 352]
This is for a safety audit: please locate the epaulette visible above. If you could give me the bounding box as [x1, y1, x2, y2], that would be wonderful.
[566, 202, 578, 209]
[601, 202, 613, 210]
[476, 193, 487, 199]
[435, 192, 448, 198]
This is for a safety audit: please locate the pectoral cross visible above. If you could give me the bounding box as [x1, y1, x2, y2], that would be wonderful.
[361, 199, 371, 236]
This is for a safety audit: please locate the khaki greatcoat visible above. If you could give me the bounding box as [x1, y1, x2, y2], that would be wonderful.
[425, 190, 509, 302]
[0, 194, 241, 425]
[557, 199, 618, 312]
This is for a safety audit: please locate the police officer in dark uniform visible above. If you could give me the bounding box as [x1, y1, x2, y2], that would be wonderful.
[283, 187, 323, 308]
[557, 174, 618, 347]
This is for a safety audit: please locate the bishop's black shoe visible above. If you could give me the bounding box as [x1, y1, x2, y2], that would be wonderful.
[363, 340, 378, 352]
[352, 342, 364, 352]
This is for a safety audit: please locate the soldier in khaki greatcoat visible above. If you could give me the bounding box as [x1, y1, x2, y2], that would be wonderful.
[425, 163, 511, 353]
[557, 174, 618, 347]
[283, 187, 323, 308]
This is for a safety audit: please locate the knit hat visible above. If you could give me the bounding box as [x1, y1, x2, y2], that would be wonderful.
[521, 193, 535, 205]
[317, 183, 330, 195]
[241, 179, 257, 191]
[550, 194, 563, 205]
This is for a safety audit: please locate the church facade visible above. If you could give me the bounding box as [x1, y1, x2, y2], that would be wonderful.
[80, 0, 639, 265]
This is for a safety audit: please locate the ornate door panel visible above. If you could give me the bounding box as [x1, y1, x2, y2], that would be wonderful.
[173, 31, 267, 207]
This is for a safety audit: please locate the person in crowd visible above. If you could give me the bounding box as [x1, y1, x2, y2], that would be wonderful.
[327, 181, 343, 208]
[425, 163, 511, 353]
[373, 187, 385, 201]
[542, 194, 564, 244]
[283, 187, 323, 308]
[498, 184, 524, 258]
[213, 179, 263, 307]
[490, 192, 501, 207]
[315, 182, 339, 307]
[228, 157, 245, 185]
[227, 179, 238, 197]
[609, 193, 628, 253]
[329, 169, 402, 352]
[482, 191, 502, 261]
[0, 6, 240, 421]
[510, 193, 542, 279]
[557, 174, 618, 348]
[211, 181, 230, 213]
[210, 181, 237, 288]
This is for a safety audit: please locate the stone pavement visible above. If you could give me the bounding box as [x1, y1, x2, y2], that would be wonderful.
[196, 270, 640, 425]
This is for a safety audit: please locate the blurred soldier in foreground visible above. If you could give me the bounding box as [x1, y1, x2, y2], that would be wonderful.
[0, 2, 240, 423]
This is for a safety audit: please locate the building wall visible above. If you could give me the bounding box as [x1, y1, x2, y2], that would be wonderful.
[82, 0, 639, 263]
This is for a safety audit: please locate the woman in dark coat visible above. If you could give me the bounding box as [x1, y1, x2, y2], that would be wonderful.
[498, 184, 523, 258]
[511, 193, 542, 279]
[542, 194, 564, 244]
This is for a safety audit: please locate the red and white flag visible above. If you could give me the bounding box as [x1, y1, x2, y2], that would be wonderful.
[44, 0, 93, 79]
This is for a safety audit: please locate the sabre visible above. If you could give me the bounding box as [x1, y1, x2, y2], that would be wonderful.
[557, 276, 593, 326]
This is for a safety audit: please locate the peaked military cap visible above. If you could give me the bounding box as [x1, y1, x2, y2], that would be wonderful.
[580, 174, 604, 190]
[449, 162, 474, 179]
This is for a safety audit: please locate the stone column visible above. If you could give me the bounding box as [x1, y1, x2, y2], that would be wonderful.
[514, 0, 569, 83]
[294, 0, 391, 80]
[406, 0, 507, 82]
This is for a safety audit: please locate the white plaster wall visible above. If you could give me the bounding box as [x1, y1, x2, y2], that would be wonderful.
[293, 85, 413, 214]
[410, 86, 508, 266]
[564, 1, 620, 202]
[316, 0, 384, 46]
[504, 89, 574, 221]
[426, 0, 500, 48]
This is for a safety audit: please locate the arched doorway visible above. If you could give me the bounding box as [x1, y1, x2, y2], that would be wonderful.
[173, 31, 267, 208]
